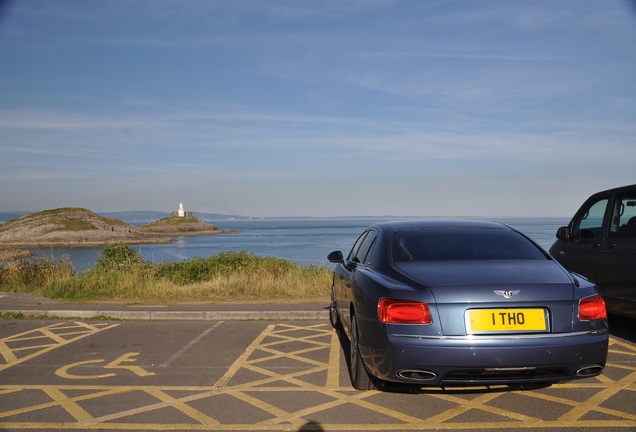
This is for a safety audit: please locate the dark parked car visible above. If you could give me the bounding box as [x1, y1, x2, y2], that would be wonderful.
[328, 220, 609, 390]
[549, 184, 636, 319]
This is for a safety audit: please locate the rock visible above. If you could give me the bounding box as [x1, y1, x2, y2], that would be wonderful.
[0, 207, 172, 246]
[0, 208, 238, 247]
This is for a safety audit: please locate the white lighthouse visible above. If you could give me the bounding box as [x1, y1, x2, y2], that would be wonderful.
[177, 202, 185, 217]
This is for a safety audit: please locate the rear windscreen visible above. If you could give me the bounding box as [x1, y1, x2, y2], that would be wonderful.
[392, 229, 547, 262]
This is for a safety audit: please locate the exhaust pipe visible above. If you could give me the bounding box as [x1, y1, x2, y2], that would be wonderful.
[396, 369, 437, 381]
[576, 365, 604, 377]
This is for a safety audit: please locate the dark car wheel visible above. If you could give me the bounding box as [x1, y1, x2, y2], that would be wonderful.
[329, 287, 342, 330]
[349, 314, 376, 390]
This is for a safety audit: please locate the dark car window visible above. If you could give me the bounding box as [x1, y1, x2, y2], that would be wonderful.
[610, 193, 636, 237]
[356, 230, 378, 265]
[347, 231, 369, 262]
[392, 229, 547, 262]
[347, 229, 378, 264]
[572, 198, 608, 240]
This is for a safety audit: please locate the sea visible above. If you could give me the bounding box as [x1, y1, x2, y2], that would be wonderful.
[22, 217, 569, 273]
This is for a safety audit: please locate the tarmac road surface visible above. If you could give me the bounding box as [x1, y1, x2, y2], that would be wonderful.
[0, 292, 634, 432]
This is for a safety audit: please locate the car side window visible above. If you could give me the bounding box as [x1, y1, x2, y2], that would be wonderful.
[347, 231, 369, 262]
[356, 230, 378, 265]
[610, 193, 636, 237]
[572, 198, 608, 240]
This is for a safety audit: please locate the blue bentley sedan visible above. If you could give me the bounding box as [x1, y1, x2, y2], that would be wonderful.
[328, 220, 609, 390]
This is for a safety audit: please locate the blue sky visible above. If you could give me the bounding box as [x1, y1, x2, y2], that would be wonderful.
[1, 0, 635, 218]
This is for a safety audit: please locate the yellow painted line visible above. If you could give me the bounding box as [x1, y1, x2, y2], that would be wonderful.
[2, 420, 636, 430]
[607, 363, 636, 372]
[0, 339, 18, 363]
[609, 337, 636, 352]
[558, 369, 636, 422]
[253, 344, 329, 367]
[145, 388, 220, 425]
[0, 322, 119, 372]
[428, 392, 537, 423]
[39, 327, 74, 344]
[230, 390, 296, 424]
[212, 324, 274, 390]
[326, 330, 341, 389]
[42, 388, 93, 422]
[81, 388, 221, 426]
[0, 386, 131, 420]
[1, 325, 635, 430]
[104, 352, 155, 377]
[56, 359, 117, 380]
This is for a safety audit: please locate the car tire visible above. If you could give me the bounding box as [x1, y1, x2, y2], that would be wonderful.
[329, 287, 342, 330]
[349, 314, 376, 390]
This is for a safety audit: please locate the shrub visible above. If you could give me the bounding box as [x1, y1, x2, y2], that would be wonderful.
[0, 256, 75, 291]
[92, 244, 145, 273]
[0, 247, 331, 303]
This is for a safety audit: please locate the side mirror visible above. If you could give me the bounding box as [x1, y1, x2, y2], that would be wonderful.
[556, 226, 570, 241]
[327, 250, 344, 263]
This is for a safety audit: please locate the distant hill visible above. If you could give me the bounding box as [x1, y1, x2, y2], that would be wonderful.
[0, 207, 172, 246]
[0, 208, 240, 247]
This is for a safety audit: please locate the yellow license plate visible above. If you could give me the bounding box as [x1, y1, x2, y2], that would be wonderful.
[467, 309, 547, 334]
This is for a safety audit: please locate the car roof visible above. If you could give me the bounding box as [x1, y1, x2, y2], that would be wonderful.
[586, 184, 636, 199]
[371, 219, 512, 232]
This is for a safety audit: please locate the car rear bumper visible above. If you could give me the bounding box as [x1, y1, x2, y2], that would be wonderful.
[361, 330, 609, 385]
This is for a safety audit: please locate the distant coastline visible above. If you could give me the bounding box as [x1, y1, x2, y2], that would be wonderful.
[0, 208, 237, 248]
[1, 211, 572, 225]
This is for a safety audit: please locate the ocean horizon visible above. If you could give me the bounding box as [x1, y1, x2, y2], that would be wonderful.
[19, 217, 569, 273]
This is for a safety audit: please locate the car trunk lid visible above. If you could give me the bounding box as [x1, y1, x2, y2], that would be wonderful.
[394, 260, 576, 335]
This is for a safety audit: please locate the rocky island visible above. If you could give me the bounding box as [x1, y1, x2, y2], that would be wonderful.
[0, 207, 236, 248]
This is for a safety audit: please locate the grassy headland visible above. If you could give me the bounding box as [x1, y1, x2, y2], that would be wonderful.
[0, 207, 236, 247]
[0, 244, 331, 303]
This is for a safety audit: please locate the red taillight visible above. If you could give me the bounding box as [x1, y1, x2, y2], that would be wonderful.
[378, 298, 432, 324]
[578, 296, 607, 321]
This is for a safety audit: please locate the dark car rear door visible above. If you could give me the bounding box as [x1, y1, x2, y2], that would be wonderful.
[601, 190, 636, 317]
[551, 194, 610, 283]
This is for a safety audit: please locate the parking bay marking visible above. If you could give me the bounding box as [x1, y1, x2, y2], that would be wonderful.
[158, 321, 224, 368]
[0, 322, 634, 430]
[0, 322, 119, 372]
[56, 352, 156, 379]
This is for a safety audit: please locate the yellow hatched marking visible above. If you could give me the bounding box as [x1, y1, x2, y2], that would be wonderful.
[42, 388, 93, 422]
[0, 324, 634, 430]
[427, 392, 538, 423]
[558, 369, 636, 422]
[0, 339, 18, 363]
[0, 322, 119, 372]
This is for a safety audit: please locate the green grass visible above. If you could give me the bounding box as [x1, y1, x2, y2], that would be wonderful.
[0, 244, 331, 303]
[52, 218, 97, 231]
[143, 216, 202, 227]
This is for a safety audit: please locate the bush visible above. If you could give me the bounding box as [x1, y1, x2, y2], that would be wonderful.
[92, 244, 145, 273]
[0, 256, 75, 291]
[154, 251, 291, 284]
[0, 247, 331, 303]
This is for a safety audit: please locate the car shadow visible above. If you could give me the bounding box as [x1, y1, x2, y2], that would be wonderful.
[609, 314, 636, 343]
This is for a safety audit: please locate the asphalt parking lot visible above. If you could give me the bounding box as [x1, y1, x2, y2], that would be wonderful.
[0, 316, 634, 432]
